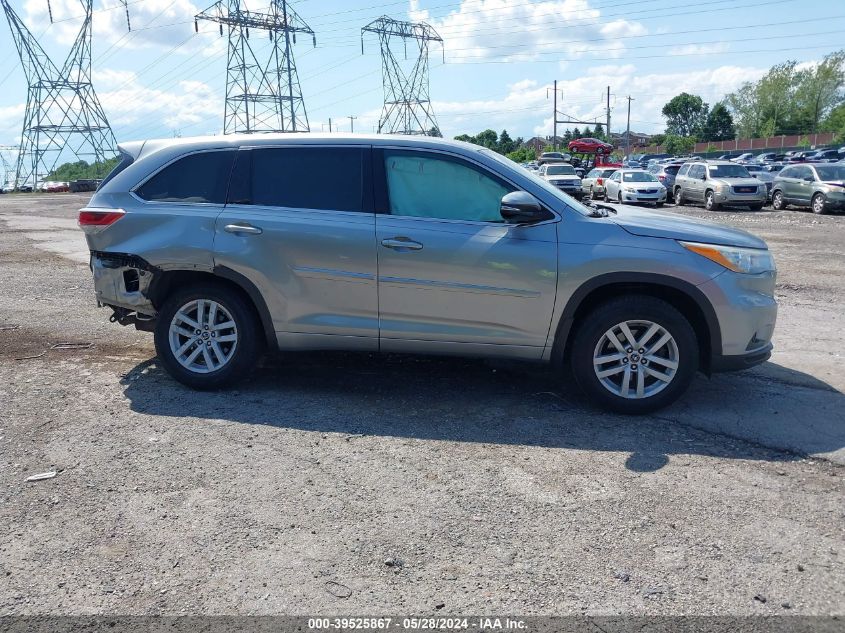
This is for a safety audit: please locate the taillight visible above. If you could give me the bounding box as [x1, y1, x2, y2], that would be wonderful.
[658, 175, 666, 181]
[78, 208, 125, 234]
[597, 178, 603, 185]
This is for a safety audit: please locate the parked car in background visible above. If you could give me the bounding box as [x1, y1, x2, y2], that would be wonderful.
[581, 167, 618, 199]
[731, 153, 756, 163]
[647, 162, 683, 201]
[568, 138, 613, 155]
[805, 148, 842, 163]
[673, 160, 767, 211]
[717, 153, 742, 160]
[785, 150, 817, 163]
[80, 133, 777, 413]
[771, 163, 845, 214]
[755, 152, 786, 163]
[538, 151, 571, 165]
[763, 163, 784, 173]
[603, 169, 666, 206]
[539, 162, 583, 199]
[744, 164, 775, 201]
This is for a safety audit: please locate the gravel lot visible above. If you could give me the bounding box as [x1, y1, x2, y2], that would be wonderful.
[0, 193, 843, 616]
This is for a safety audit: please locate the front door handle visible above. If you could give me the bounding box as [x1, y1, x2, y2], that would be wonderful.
[224, 223, 263, 235]
[381, 237, 423, 251]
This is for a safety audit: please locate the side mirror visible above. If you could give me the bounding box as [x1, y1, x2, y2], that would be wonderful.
[701, 174, 707, 181]
[803, 175, 815, 182]
[500, 191, 547, 224]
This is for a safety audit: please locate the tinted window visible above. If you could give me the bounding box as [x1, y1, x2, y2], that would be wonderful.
[664, 165, 681, 175]
[384, 151, 512, 222]
[678, 164, 691, 176]
[136, 150, 235, 203]
[242, 147, 363, 211]
[795, 166, 814, 180]
[689, 164, 705, 179]
[779, 166, 796, 178]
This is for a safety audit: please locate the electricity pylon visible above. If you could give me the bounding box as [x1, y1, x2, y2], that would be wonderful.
[195, 0, 315, 134]
[0, 145, 17, 186]
[361, 16, 443, 136]
[1, 0, 120, 188]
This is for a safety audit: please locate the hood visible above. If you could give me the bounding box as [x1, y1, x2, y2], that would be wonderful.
[547, 175, 580, 181]
[608, 205, 767, 249]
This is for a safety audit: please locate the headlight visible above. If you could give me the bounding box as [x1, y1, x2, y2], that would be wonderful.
[680, 241, 775, 274]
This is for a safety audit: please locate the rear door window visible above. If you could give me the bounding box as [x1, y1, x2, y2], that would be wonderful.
[689, 164, 705, 179]
[136, 150, 235, 203]
[236, 146, 365, 212]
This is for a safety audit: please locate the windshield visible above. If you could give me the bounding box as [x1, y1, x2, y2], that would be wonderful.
[709, 164, 750, 178]
[546, 165, 576, 175]
[816, 165, 845, 181]
[622, 171, 657, 182]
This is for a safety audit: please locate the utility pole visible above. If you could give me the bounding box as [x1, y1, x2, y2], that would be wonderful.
[553, 79, 558, 151]
[348, 115, 357, 133]
[625, 96, 634, 159]
[606, 86, 611, 139]
[329, 117, 332, 133]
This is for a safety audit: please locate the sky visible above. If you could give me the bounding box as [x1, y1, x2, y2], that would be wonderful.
[0, 0, 843, 154]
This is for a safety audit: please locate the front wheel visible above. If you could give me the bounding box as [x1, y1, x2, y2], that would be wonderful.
[812, 193, 828, 215]
[674, 187, 684, 205]
[154, 283, 262, 390]
[569, 296, 699, 414]
[705, 190, 720, 211]
[772, 190, 787, 210]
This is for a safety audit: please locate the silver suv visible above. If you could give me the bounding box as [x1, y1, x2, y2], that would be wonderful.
[80, 134, 777, 414]
[674, 160, 767, 211]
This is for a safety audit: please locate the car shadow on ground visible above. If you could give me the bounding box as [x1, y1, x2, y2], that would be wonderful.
[120, 351, 845, 473]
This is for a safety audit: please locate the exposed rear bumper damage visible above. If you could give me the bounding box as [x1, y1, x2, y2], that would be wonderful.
[90, 251, 158, 324]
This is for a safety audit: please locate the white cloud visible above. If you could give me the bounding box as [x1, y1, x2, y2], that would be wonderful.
[409, 0, 648, 63]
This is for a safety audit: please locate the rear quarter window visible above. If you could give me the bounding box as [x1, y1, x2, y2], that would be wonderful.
[135, 150, 235, 203]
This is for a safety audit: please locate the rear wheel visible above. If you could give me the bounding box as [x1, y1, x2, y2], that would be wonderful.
[154, 283, 261, 390]
[569, 296, 699, 414]
[705, 190, 720, 211]
[603, 189, 609, 202]
[812, 193, 828, 215]
[772, 190, 787, 210]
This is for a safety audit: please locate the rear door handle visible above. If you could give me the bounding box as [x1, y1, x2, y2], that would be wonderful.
[381, 237, 423, 251]
[224, 223, 263, 235]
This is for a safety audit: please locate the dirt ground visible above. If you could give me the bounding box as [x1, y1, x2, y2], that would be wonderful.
[0, 193, 843, 616]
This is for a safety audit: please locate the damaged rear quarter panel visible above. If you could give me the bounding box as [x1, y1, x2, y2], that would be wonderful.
[85, 191, 224, 314]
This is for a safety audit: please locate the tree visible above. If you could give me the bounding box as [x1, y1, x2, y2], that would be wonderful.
[474, 129, 498, 150]
[794, 50, 845, 133]
[427, 126, 442, 138]
[498, 129, 515, 154]
[582, 126, 592, 137]
[663, 135, 696, 155]
[662, 93, 709, 137]
[821, 103, 845, 141]
[563, 129, 573, 142]
[572, 127, 582, 139]
[593, 123, 604, 139]
[48, 157, 120, 180]
[454, 133, 474, 143]
[506, 147, 536, 163]
[701, 102, 735, 141]
[650, 133, 666, 147]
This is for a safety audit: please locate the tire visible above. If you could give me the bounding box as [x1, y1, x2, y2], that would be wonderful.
[704, 190, 720, 211]
[812, 193, 828, 215]
[569, 295, 699, 414]
[674, 187, 684, 205]
[590, 186, 596, 200]
[618, 191, 623, 203]
[603, 189, 609, 202]
[772, 190, 787, 210]
[154, 282, 262, 390]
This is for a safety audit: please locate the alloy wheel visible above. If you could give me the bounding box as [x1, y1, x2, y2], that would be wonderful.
[168, 299, 238, 374]
[812, 194, 826, 214]
[592, 320, 679, 399]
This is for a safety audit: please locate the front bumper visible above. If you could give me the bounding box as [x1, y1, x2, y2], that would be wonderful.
[621, 190, 667, 204]
[713, 189, 767, 205]
[711, 344, 772, 372]
[698, 269, 777, 368]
